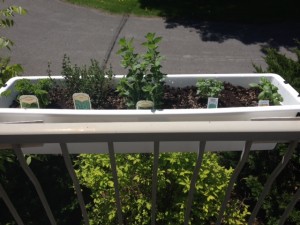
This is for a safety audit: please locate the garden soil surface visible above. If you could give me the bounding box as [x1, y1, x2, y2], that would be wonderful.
[44, 82, 260, 109]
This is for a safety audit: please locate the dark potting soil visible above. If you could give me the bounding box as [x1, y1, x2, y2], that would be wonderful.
[44, 82, 260, 109]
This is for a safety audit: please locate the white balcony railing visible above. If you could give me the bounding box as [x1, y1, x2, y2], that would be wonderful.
[0, 120, 299, 225]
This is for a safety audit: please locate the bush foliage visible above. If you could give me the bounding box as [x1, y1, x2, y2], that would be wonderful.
[0, 2, 26, 87]
[75, 153, 250, 225]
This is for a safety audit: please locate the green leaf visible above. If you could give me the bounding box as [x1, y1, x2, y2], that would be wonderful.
[249, 83, 259, 88]
[0, 37, 13, 49]
[11, 6, 27, 15]
[26, 156, 32, 165]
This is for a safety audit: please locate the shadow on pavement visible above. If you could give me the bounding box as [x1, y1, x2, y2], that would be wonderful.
[139, 0, 300, 49]
[165, 20, 300, 49]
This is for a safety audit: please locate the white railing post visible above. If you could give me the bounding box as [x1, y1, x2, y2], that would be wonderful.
[12, 145, 57, 225]
[184, 141, 206, 225]
[278, 188, 300, 225]
[108, 141, 123, 225]
[151, 141, 160, 225]
[0, 183, 24, 225]
[216, 141, 252, 225]
[60, 143, 90, 225]
[248, 141, 298, 224]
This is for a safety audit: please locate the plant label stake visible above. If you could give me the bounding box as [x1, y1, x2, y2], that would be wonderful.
[136, 100, 154, 110]
[73, 93, 92, 110]
[19, 95, 40, 109]
[258, 100, 270, 107]
[207, 97, 218, 109]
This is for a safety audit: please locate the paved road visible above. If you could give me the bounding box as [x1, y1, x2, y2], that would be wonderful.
[3, 0, 300, 76]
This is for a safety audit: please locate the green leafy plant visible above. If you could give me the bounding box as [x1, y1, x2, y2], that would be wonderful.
[14, 78, 54, 107]
[249, 77, 283, 105]
[117, 32, 166, 109]
[196, 78, 224, 98]
[75, 153, 250, 225]
[0, 57, 23, 88]
[0, 2, 26, 87]
[61, 54, 114, 108]
[253, 42, 300, 93]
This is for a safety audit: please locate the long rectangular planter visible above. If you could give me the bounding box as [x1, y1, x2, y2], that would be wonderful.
[0, 73, 299, 153]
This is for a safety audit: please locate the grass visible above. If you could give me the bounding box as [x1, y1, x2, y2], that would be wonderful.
[66, 0, 300, 22]
[66, 0, 160, 17]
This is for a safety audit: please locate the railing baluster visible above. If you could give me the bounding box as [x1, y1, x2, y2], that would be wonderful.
[60, 143, 90, 225]
[278, 187, 300, 225]
[184, 141, 206, 225]
[216, 141, 252, 225]
[278, 188, 300, 225]
[248, 141, 298, 225]
[0, 183, 24, 225]
[108, 141, 123, 225]
[12, 144, 57, 225]
[151, 141, 159, 225]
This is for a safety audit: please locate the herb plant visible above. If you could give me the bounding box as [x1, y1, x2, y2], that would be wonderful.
[61, 54, 114, 108]
[249, 77, 283, 105]
[117, 33, 166, 109]
[14, 78, 54, 107]
[196, 78, 224, 98]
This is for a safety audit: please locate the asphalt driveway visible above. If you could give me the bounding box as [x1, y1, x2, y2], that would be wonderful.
[3, 0, 300, 76]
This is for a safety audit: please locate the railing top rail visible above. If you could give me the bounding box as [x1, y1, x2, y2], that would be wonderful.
[0, 121, 299, 144]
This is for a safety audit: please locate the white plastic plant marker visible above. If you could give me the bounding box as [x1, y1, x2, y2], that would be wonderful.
[19, 95, 40, 109]
[207, 97, 218, 109]
[136, 100, 154, 109]
[258, 100, 270, 107]
[73, 93, 91, 110]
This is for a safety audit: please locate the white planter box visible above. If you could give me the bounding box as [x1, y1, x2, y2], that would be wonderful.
[0, 73, 299, 153]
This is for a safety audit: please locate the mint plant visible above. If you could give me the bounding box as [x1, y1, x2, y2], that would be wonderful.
[249, 77, 283, 105]
[117, 33, 166, 109]
[196, 78, 224, 98]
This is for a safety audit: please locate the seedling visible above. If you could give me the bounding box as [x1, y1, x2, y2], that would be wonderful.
[249, 77, 283, 105]
[196, 78, 224, 98]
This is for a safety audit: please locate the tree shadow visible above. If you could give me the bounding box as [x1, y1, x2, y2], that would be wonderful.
[166, 20, 300, 49]
[139, 0, 300, 49]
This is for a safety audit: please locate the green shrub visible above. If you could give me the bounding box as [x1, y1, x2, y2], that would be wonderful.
[14, 78, 54, 107]
[0, 57, 23, 88]
[117, 33, 166, 109]
[75, 153, 250, 225]
[61, 54, 114, 108]
[253, 42, 300, 93]
[0, 3, 26, 88]
[249, 77, 283, 105]
[196, 78, 224, 98]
